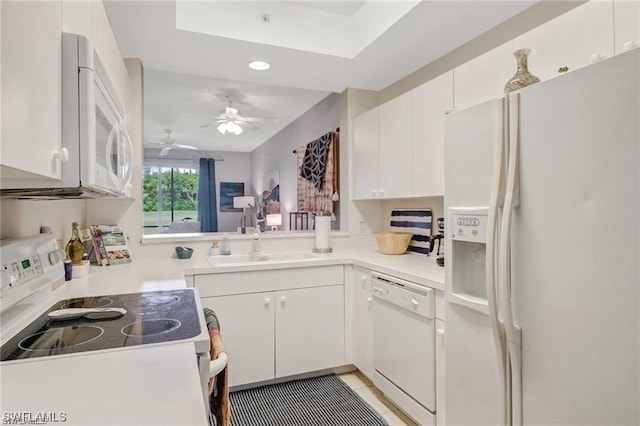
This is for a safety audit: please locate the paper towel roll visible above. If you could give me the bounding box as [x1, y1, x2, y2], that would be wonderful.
[314, 214, 331, 251]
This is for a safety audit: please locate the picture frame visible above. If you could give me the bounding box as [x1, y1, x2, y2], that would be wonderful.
[220, 182, 245, 212]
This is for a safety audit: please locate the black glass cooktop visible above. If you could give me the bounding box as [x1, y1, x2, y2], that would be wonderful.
[0, 289, 201, 362]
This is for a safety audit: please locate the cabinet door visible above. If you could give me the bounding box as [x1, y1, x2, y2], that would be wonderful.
[412, 71, 453, 197]
[352, 267, 374, 380]
[514, 0, 614, 82]
[454, 42, 514, 111]
[378, 91, 413, 198]
[201, 293, 275, 387]
[1, 1, 62, 179]
[435, 319, 446, 426]
[352, 107, 379, 200]
[614, 0, 640, 54]
[275, 285, 345, 378]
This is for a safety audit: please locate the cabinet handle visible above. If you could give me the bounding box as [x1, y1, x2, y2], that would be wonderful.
[53, 147, 69, 163]
[590, 52, 603, 62]
[371, 190, 377, 197]
[379, 189, 385, 197]
[437, 328, 445, 337]
[623, 41, 636, 51]
[264, 298, 271, 306]
[366, 296, 373, 303]
[280, 296, 287, 305]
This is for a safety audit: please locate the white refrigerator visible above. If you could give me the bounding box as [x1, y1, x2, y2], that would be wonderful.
[443, 48, 639, 426]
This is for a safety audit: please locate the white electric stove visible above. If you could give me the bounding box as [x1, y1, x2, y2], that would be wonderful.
[0, 235, 212, 420]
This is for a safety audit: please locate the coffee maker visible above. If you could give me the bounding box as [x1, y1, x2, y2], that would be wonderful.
[429, 217, 445, 267]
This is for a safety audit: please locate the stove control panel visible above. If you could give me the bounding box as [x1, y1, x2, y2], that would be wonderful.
[3, 254, 44, 285]
[0, 235, 64, 310]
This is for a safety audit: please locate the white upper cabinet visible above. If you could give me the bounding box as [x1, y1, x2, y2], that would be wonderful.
[1, 1, 63, 180]
[454, 42, 514, 111]
[514, 0, 615, 82]
[353, 107, 379, 200]
[412, 71, 453, 197]
[378, 91, 413, 199]
[614, 0, 640, 53]
[1, 0, 129, 182]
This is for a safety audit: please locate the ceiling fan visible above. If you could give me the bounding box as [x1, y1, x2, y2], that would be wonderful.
[147, 129, 199, 157]
[197, 99, 279, 135]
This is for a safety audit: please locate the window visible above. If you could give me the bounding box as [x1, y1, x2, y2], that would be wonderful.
[142, 166, 199, 235]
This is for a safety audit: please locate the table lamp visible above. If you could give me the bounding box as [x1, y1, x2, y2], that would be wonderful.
[233, 196, 255, 233]
[266, 214, 282, 231]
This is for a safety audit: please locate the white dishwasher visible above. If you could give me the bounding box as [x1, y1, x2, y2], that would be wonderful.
[371, 271, 437, 425]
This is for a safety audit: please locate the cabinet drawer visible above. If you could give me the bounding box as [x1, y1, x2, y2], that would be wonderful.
[194, 265, 344, 297]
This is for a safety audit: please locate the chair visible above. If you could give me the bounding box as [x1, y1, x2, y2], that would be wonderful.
[289, 212, 310, 230]
[204, 308, 230, 426]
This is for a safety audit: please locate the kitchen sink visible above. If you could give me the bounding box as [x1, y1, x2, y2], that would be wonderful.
[206, 251, 318, 266]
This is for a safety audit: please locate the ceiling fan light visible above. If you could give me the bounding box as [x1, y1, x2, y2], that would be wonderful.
[217, 121, 243, 135]
[249, 60, 270, 71]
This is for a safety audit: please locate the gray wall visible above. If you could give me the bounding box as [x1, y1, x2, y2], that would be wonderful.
[250, 93, 341, 231]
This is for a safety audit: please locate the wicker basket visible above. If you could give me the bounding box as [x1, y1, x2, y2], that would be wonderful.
[374, 232, 413, 255]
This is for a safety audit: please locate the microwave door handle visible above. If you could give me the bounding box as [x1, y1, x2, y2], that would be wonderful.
[105, 123, 120, 188]
[118, 122, 133, 192]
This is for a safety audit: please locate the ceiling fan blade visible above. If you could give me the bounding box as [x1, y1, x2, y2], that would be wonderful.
[175, 144, 199, 150]
[159, 147, 170, 157]
[237, 121, 258, 131]
[242, 116, 279, 123]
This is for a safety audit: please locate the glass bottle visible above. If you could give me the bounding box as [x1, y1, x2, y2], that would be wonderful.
[504, 48, 540, 93]
[220, 233, 231, 256]
[65, 222, 84, 265]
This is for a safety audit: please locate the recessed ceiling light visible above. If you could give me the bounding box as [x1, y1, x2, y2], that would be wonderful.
[249, 60, 271, 71]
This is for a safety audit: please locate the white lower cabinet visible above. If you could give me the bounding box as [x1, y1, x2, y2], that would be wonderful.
[435, 318, 446, 426]
[352, 266, 374, 380]
[194, 265, 345, 388]
[276, 285, 345, 378]
[200, 292, 275, 386]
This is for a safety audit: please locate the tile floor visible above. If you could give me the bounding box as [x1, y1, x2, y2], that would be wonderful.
[338, 371, 418, 426]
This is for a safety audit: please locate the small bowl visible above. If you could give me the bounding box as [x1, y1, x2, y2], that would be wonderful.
[374, 232, 413, 255]
[175, 246, 193, 259]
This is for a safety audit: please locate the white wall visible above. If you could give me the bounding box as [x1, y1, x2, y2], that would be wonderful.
[250, 93, 340, 231]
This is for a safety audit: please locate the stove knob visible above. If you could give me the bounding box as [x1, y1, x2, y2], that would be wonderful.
[48, 249, 64, 265]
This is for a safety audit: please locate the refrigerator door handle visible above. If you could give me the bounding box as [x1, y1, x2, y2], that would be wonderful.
[486, 98, 509, 426]
[500, 93, 523, 426]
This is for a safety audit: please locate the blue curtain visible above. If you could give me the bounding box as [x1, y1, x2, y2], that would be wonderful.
[197, 158, 218, 232]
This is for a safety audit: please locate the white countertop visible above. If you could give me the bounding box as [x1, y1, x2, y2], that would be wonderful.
[1, 344, 208, 426]
[178, 248, 445, 291]
[0, 247, 444, 426]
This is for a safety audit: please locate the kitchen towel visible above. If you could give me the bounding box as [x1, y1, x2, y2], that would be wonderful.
[390, 209, 432, 255]
[204, 308, 231, 426]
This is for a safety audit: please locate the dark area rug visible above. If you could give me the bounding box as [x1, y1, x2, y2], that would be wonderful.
[229, 374, 389, 426]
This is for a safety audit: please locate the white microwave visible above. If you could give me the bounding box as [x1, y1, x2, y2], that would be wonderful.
[0, 33, 132, 199]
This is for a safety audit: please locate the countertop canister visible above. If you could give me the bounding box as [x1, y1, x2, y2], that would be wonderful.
[313, 212, 332, 253]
